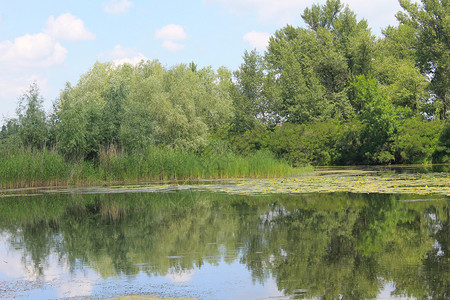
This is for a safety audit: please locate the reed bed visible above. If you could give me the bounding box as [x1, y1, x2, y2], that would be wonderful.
[0, 147, 305, 189]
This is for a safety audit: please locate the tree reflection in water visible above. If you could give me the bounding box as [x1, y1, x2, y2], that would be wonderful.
[0, 191, 448, 299]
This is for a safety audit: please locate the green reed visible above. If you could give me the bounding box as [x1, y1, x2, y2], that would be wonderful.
[0, 146, 306, 188]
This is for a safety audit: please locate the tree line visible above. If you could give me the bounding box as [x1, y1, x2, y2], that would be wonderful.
[1, 0, 449, 166]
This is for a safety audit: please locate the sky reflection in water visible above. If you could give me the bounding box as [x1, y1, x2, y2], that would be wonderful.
[0, 187, 448, 299]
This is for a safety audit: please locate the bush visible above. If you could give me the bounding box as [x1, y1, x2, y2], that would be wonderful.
[265, 121, 345, 166]
[394, 118, 443, 164]
[433, 122, 450, 163]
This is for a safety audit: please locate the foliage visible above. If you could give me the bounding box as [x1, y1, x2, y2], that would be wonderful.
[0, 118, 21, 152]
[16, 82, 48, 149]
[231, 50, 282, 133]
[397, 0, 450, 119]
[55, 62, 130, 159]
[55, 61, 233, 159]
[353, 74, 402, 164]
[433, 121, 450, 162]
[394, 117, 444, 163]
[266, 25, 354, 123]
[375, 26, 429, 113]
[264, 122, 343, 166]
[0, 0, 449, 176]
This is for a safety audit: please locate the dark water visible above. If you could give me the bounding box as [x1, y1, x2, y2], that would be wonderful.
[0, 191, 448, 299]
[315, 163, 450, 174]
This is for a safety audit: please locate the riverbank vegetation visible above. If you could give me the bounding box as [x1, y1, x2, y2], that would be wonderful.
[0, 147, 300, 189]
[1, 0, 449, 187]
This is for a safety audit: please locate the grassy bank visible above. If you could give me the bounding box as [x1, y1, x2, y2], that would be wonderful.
[0, 147, 308, 189]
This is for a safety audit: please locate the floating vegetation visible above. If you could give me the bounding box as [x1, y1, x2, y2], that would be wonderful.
[224, 171, 450, 196]
[1, 170, 448, 197]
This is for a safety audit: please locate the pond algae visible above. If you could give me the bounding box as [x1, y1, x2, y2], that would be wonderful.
[225, 171, 450, 196]
[1, 169, 448, 197]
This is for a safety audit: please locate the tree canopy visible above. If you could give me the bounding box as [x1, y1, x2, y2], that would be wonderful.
[1, 0, 448, 166]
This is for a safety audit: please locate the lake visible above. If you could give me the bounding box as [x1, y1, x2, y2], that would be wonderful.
[0, 167, 448, 299]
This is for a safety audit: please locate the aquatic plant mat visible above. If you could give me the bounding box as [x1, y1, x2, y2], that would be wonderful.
[1, 168, 448, 197]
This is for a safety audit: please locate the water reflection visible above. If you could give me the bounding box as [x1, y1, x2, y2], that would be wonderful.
[316, 163, 450, 174]
[0, 191, 448, 299]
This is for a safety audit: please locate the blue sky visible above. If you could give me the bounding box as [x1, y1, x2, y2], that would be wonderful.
[0, 0, 409, 121]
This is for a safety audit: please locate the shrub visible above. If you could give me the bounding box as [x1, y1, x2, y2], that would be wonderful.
[394, 118, 443, 164]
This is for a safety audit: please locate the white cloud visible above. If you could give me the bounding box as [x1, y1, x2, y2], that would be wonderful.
[205, 0, 409, 34]
[155, 24, 187, 41]
[45, 13, 96, 41]
[204, 0, 313, 25]
[0, 233, 99, 298]
[113, 55, 148, 65]
[0, 33, 67, 68]
[103, 0, 133, 14]
[56, 274, 98, 298]
[161, 40, 185, 52]
[165, 268, 195, 283]
[155, 24, 187, 52]
[243, 31, 271, 50]
[0, 31, 65, 119]
[0, 13, 96, 121]
[98, 44, 148, 65]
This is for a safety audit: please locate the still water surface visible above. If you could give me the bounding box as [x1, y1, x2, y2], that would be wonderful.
[0, 181, 448, 299]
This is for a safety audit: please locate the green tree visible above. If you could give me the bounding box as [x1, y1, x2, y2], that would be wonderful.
[119, 60, 164, 150]
[394, 117, 443, 163]
[266, 121, 344, 166]
[433, 121, 450, 162]
[301, 0, 343, 31]
[16, 82, 48, 149]
[374, 52, 428, 113]
[100, 64, 132, 147]
[396, 0, 450, 119]
[266, 26, 338, 123]
[56, 63, 116, 159]
[265, 0, 373, 124]
[122, 61, 233, 150]
[376, 13, 432, 116]
[0, 118, 21, 153]
[302, 0, 376, 77]
[232, 50, 276, 132]
[353, 75, 401, 164]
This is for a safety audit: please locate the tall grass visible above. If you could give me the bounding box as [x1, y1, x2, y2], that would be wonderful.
[0, 146, 309, 188]
[97, 146, 302, 181]
[0, 148, 69, 188]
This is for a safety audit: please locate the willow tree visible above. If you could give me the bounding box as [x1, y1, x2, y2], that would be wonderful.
[55, 62, 133, 159]
[55, 60, 234, 157]
[122, 61, 233, 150]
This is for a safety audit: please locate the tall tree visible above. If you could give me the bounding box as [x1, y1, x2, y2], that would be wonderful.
[266, 1, 365, 123]
[301, 0, 343, 31]
[232, 50, 279, 131]
[374, 25, 429, 114]
[396, 0, 450, 119]
[16, 82, 48, 149]
[266, 26, 329, 123]
[353, 75, 401, 164]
